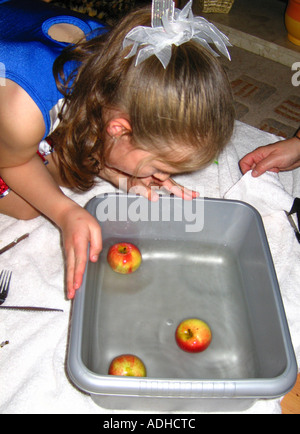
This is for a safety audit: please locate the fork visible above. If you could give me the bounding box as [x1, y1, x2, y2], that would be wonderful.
[0, 270, 12, 305]
[152, 0, 175, 27]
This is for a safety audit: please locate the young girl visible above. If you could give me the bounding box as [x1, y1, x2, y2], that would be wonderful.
[0, 0, 235, 299]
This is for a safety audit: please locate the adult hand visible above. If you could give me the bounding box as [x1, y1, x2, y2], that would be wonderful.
[239, 137, 300, 177]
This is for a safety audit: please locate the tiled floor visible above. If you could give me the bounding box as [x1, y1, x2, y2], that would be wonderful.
[191, 0, 300, 138]
[197, 0, 300, 66]
[221, 45, 300, 138]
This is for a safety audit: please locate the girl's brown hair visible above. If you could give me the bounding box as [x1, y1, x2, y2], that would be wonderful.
[52, 6, 235, 191]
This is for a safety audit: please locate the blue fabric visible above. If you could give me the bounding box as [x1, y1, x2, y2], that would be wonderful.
[0, 0, 108, 137]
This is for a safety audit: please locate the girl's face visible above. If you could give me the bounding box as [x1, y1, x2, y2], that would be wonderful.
[106, 136, 181, 182]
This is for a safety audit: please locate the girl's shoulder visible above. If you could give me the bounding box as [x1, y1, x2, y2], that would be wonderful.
[0, 80, 45, 154]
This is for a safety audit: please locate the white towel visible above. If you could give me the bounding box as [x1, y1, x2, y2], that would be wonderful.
[0, 121, 299, 414]
[224, 171, 300, 372]
[224, 170, 294, 215]
[224, 171, 296, 262]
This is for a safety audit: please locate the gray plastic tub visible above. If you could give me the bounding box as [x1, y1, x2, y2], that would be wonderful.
[67, 194, 297, 412]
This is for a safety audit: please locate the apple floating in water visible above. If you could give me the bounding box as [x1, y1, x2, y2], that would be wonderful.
[107, 242, 142, 274]
[108, 354, 147, 377]
[175, 318, 212, 353]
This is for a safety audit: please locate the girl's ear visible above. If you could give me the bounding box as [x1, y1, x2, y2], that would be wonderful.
[106, 118, 132, 138]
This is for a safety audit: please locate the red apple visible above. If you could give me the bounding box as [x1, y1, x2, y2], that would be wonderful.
[107, 242, 142, 274]
[175, 318, 212, 353]
[108, 354, 147, 377]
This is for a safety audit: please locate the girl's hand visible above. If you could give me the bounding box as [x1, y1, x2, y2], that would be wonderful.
[58, 204, 102, 300]
[100, 166, 199, 201]
[128, 176, 199, 201]
[239, 137, 300, 177]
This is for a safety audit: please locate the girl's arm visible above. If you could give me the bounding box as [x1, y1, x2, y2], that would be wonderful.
[1, 156, 102, 298]
[0, 81, 102, 299]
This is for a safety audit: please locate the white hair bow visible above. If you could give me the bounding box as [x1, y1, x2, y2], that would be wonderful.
[123, 0, 231, 69]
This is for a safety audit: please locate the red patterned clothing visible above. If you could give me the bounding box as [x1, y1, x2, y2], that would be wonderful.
[0, 138, 54, 198]
[0, 177, 9, 198]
